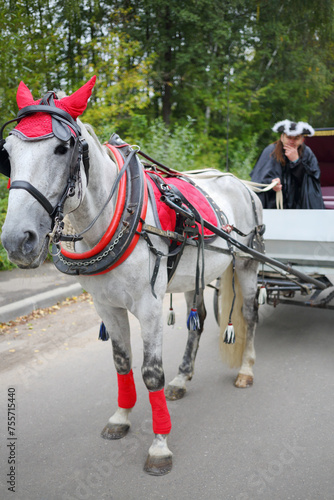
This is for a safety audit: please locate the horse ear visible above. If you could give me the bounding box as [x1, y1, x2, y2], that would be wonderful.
[60, 75, 97, 119]
[16, 81, 36, 109]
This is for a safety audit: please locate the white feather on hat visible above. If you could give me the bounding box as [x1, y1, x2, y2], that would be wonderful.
[272, 119, 314, 137]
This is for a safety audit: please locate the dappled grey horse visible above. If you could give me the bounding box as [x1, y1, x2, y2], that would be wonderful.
[1, 77, 262, 475]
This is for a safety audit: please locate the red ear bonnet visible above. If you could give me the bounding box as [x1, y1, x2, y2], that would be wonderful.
[57, 76, 96, 119]
[16, 81, 40, 109]
[13, 76, 96, 139]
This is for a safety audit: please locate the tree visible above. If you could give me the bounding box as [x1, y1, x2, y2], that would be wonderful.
[247, 0, 334, 147]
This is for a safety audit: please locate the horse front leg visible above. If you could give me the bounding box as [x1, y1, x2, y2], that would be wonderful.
[139, 307, 173, 476]
[100, 308, 137, 440]
[165, 289, 206, 401]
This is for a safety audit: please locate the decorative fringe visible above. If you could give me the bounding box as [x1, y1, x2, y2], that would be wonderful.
[223, 322, 235, 344]
[222, 253, 236, 344]
[187, 307, 200, 331]
[98, 322, 110, 341]
[258, 285, 267, 305]
[167, 308, 175, 326]
[167, 294, 175, 326]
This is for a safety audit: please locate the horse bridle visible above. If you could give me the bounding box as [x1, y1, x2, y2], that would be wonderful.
[0, 91, 90, 243]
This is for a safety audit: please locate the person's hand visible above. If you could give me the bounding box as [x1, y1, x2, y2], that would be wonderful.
[283, 143, 299, 162]
[272, 177, 282, 192]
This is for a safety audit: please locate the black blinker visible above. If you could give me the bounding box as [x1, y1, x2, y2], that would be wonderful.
[0, 139, 10, 178]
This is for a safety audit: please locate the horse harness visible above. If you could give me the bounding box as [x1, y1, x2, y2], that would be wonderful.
[53, 133, 232, 282]
[53, 136, 148, 275]
[0, 95, 264, 286]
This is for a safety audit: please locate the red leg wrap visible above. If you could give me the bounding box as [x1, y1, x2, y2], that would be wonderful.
[149, 389, 172, 435]
[117, 370, 137, 409]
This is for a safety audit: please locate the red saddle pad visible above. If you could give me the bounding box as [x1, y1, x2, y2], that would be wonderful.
[145, 172, 219, 237]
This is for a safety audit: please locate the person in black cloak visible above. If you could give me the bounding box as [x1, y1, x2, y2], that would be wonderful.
[250, 119, 325, 209]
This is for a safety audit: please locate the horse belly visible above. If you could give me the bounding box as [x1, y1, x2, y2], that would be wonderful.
[167, 244, 231, 293]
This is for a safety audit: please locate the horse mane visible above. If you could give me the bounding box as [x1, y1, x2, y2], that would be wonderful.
[80, 122, 104, 151]
[81, 121, 118, 163]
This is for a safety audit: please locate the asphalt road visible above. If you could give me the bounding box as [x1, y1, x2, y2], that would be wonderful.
[0, 288, 334, 500]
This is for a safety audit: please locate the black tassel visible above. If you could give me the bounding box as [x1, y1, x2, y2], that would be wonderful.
[98, 322, 110, 341]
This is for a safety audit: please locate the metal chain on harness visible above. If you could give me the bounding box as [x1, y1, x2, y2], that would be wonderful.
[56, 225, 127, 268]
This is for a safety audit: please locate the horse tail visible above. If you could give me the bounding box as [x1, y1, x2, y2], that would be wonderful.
[218, 262, 247, 369]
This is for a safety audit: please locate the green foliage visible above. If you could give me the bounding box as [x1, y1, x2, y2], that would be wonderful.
[82, 32, 157, 140]
[129, 117, 200, 171]
[228, 134, 260, 179]
[0, 177, 14, 270]
[248, 0, 334, 148]
[1, 0, 334, 144]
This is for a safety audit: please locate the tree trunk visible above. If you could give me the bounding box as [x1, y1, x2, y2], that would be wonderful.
[162, 6, 172, 126]
[162, 77, 172, 126]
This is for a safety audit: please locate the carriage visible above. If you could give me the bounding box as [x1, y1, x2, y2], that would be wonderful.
[211, 129, 334, 320]
[1, 77, 333, 476]
[258, 129, 334, 309]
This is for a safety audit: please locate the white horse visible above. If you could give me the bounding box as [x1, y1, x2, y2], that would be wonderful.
[1, 77, 262, 475]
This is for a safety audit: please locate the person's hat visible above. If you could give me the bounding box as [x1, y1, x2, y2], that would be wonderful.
[272, 119, 314, 137]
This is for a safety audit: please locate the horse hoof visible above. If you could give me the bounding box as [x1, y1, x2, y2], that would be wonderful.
[234, 373, 253, 388]
[144, 455, 173, 476]
[165, 384, 186, 401]
[101, 423, 130, 440]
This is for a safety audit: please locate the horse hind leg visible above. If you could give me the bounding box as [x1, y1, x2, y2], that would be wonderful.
[165, 289, 206, 401]
[219, 258, 258, 388]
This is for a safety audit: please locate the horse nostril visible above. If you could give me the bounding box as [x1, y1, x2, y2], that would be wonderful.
[22, 230, 38, 255]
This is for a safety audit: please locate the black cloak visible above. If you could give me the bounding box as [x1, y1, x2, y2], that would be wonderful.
[250, 143, 325, 209]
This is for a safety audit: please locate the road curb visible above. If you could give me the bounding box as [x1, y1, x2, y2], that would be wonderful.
[0, 283, 83, 323]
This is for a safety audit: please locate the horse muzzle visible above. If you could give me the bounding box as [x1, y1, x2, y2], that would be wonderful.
[1, 222, 50, 269]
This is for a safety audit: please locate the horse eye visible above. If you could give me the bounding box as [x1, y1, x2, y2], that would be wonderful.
[54, 144, 69, 155]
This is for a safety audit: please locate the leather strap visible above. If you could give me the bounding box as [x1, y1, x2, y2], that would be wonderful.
[10, 180, 55, 215]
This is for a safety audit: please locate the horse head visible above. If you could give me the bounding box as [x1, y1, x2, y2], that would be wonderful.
[1, 76, 96, 268]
